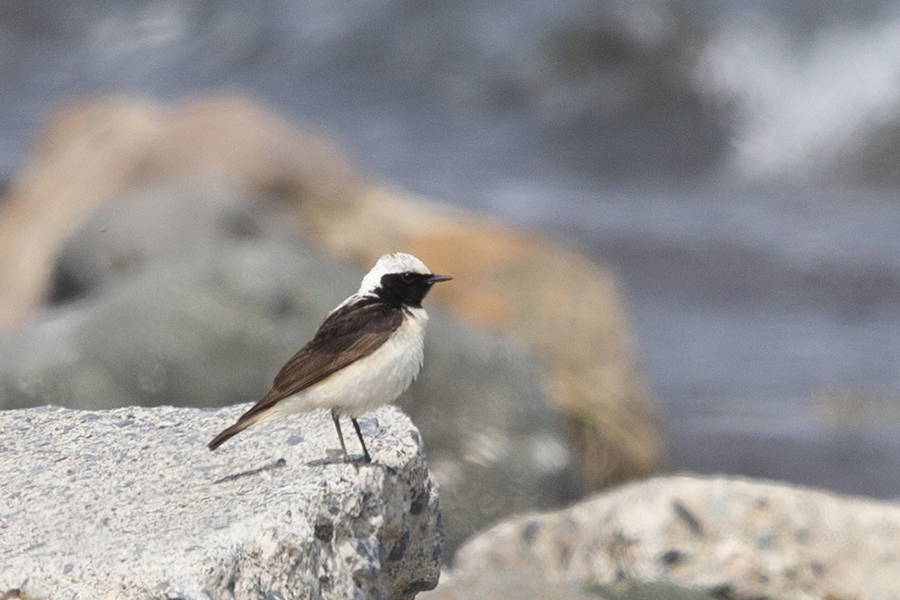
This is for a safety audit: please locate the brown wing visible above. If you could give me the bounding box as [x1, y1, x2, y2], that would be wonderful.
[235, 298, 403, 423]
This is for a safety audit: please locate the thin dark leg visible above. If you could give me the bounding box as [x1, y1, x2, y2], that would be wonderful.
[351, 418, 372, 463]
[331, 409, 351, 463]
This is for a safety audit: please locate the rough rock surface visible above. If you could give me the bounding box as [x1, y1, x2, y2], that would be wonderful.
[451, 474, 900, 600]
[0, 404, 442, 600]
[0, 177, 579, 559]
[0, 95, 663, 489]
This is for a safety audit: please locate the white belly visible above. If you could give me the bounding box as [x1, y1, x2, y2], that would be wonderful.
[264, 308, 427, 420]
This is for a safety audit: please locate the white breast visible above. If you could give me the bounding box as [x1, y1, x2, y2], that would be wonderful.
[264, 307, 428, 420]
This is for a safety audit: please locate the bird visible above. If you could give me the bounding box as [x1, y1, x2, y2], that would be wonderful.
[207, 252, 451, 464]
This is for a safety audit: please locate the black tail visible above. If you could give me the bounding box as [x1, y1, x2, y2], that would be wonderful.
[208, 418, 254, 450]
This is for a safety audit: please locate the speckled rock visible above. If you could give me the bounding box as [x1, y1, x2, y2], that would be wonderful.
[451, 474, 900, 600]
[0, 404, 442, 600]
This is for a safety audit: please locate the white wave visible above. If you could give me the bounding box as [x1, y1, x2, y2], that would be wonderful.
[695, 8, 900, 181]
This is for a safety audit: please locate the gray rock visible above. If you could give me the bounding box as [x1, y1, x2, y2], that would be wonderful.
[0, 404, 441, 600]
[0, 178, 578, 559]
[46, 176, 281, 305]
[451, 474, 900, 600]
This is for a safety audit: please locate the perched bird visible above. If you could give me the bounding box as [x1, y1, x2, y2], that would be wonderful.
[208, 252, 451, 463]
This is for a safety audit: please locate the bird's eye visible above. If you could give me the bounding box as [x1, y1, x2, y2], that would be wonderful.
[401, 272, 415, 282]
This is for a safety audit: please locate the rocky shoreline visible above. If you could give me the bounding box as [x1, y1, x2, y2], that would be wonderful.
[5, 402, 899, 599]
[1, 96, 897, 599]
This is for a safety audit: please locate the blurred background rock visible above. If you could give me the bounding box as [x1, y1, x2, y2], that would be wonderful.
[0, 96, 660, 557]
[2, 0, 900, 593]
[444, 474, 900, 600]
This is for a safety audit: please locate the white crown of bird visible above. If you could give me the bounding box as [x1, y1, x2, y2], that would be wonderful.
[358, 252, 432, 295]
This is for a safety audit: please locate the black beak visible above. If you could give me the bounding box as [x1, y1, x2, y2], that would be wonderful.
[427, 274, 452, 284]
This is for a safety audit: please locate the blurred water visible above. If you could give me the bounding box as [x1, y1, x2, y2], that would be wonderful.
[2, 0, 900, 496]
